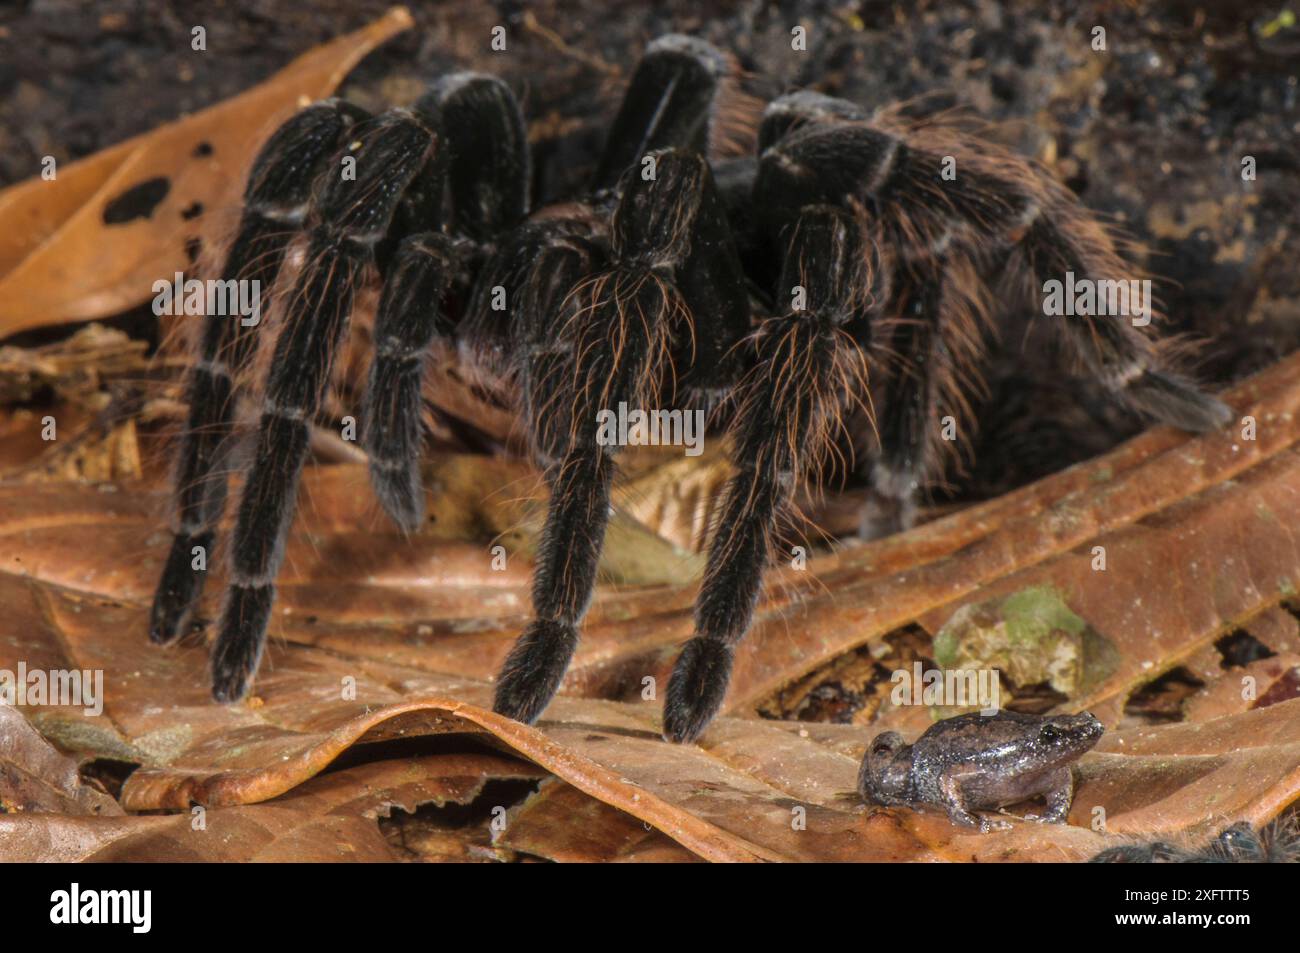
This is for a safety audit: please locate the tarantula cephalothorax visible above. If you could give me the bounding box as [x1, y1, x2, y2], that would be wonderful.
[150, 34, 1231, 743]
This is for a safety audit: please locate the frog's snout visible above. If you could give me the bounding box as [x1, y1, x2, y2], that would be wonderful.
[1080, 712, 1105, 743]
[1064, 711, 1105, 747]
[1081, 712, 1102, 743]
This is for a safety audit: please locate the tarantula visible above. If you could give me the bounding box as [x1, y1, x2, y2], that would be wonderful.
[150, 34, 1231, 744]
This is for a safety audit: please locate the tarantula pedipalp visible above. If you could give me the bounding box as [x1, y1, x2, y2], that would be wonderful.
[149, 34, 1230, 746]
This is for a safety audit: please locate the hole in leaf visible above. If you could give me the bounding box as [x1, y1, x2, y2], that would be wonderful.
[1124, 666, 1206, 723]
[102, 177, 171, 224]
[1215, 629, 1277, 668]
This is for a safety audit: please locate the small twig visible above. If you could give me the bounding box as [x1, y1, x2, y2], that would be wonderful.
[521, 11, 620, 77]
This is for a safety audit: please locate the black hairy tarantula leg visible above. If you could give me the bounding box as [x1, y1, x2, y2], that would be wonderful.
[363, 73, 530, 527]
[1018, 213, 1233, 432]
[863, 255, 988, 539]
[461, 218, 606, 465]
[415, 73, 530, 245]
[664, 206, 878, 744]
[517, 230, 607, 467]
[492, 150, 744, 726]
[150, 100, 366, 645]
[211, 109, 444, 703]
[863, 266, 943, 538]
[361, 233, 457, 530]
[754, 91, 1230, 438]
[592, 34, 731, 194]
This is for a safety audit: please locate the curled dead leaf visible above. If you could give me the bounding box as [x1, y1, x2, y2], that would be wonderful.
[0, 7, 414, 336]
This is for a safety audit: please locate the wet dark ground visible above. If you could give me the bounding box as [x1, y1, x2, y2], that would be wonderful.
[1, 0, 1297, 499]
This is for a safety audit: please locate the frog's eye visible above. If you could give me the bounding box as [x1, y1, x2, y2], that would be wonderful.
[1039, 724, 1063, 744]
[869, 732, 904, 756]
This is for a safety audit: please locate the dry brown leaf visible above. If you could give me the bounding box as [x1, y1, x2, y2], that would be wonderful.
[0, 405, 96, 473]
[501, 778, 700, 862]
[0, 324, 150, 404]
[0, 325, 162, 479]
[2, 568, 1299, 861]
[0, 753, 542, 862]
[0, 7, 414, 335]
[0, 705, 121, 817]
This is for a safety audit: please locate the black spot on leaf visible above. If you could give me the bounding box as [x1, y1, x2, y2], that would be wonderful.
[102, 177, 171, 224]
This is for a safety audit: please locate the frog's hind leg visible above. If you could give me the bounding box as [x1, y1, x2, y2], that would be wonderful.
[937, 769, 986, 831]
[1038, 767, 1074, 824]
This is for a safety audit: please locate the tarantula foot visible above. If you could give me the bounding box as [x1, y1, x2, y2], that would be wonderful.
[1127, 369, 1234, 433]
[149, 532, 211, 644]
[858, 463, 920, 541]
[368, 458, 425, 533]
[858, 493, 918, 542]
[210, 584, 274, 703]
[492, 619, 579, 724]
[663, 637, 734, 744]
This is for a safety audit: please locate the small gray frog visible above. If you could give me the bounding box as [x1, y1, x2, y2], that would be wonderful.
[858, 710, 1104, 833]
